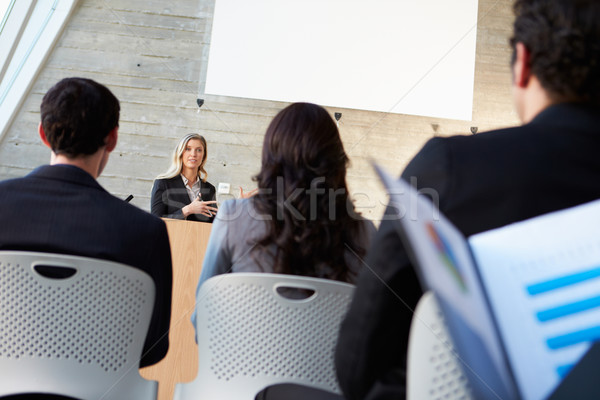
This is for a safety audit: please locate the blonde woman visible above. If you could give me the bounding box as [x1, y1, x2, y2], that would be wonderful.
[151, 134, 218, 223]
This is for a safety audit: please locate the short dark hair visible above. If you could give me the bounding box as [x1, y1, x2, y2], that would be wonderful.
[510, 0, 600, 105]
[40, 77, 120, 157]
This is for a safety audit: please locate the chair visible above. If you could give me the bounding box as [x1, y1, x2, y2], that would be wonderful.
[0, 251, 158, 400]
[173, 273, 355, 400]
[407, 291, 472, 400]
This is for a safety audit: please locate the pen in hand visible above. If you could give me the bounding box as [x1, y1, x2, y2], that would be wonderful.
[198, 193, 215, 217]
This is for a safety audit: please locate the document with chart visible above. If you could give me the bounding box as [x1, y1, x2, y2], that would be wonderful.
[469, 199, 600, 400]
[373, 162, 600, 400]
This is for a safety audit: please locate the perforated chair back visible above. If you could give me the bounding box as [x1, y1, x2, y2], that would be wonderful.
[0, 251, 158, 400]
[173, 273, 355, 400]
[407, 291, 472, 400]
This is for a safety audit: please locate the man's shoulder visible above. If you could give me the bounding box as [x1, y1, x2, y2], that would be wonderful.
[0, 167, 58, 199]
[407, 123, 541, 171]
[106, 195, 166, 228]
[101, 198, 170, 264]
[0, 175, 27, 188]
[423, 124, 528, 151]
[0, 166, 48, 187]
[401, 124, 539, 198]
[428, 103, 599, 156]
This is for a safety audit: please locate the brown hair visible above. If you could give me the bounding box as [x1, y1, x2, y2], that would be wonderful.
[252, 102, 367, 283]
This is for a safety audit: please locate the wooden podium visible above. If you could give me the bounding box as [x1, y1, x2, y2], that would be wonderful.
[140, 219, 212, 400]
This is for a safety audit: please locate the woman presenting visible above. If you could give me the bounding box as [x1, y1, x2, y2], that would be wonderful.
[151, 134, 218, 223]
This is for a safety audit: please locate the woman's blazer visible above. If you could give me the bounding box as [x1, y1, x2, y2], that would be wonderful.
[151, 176, 217, 223]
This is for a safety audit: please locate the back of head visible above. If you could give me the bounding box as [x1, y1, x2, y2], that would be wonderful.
[511, 0, 600, 105]
[258, 102, 349, 192]
[254, 102, 365, 282]
[40, 77, 120, 157]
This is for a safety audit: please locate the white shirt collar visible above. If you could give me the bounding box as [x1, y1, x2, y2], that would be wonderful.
[180, 173, 199, 186]
[181, 174, 201, 202]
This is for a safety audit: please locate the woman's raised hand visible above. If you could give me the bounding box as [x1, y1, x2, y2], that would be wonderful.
[239, 187, 258, 199]
[182, 197, 218, 218]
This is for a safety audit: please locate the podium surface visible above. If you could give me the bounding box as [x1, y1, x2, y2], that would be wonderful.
[140, 218, 212, 400]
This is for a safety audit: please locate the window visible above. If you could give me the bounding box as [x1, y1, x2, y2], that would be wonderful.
[0, 0, 78, 140]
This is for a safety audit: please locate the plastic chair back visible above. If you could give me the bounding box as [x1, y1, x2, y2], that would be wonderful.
[0, 251, 158, 400]
[407, 291, 473, 400]
[174, 273, 355, 400]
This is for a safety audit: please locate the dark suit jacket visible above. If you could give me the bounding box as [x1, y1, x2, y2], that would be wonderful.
[0, 164, 172, 368]
[151, 176, 217, 223]
[335, 103, 600, 400]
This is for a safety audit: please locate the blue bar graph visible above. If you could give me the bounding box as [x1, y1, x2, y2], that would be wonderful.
[525, 262, 600, 381]
[556, 363, 574, 378]
[537, 295, 600, 322]
[527, 266, 600, 295]
[546, 326, 600, 349]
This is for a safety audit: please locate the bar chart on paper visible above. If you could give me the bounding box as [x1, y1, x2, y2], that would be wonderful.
[469, 199, 600, 400]
[528, 265, 600, 375]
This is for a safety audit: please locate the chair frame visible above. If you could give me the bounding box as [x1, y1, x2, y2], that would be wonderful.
[407, 291, 472, 400]
[174, 273, 355, 400]
[0, 251, 158, 400]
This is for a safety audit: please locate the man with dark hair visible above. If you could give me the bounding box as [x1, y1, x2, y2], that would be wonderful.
[335, 0, 600, 399]
[0, 77, 172, 369]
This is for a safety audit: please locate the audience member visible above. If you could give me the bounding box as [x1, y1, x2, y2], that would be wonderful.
[0, 77, 173, 370]
[335, 1, 600, 399]
[191, 102, 375, 328]
[151, 133, 218, 223]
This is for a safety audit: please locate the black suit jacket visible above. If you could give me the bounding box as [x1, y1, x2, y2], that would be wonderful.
[0, 164, 172, 368]
[335, 103, 600, 400]
[151, 176, 217, 223]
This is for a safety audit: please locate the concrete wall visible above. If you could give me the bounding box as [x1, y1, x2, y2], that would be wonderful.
[0, 0, 518, 222]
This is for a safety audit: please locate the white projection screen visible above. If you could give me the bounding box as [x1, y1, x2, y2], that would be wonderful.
[204, 0, 479, 121]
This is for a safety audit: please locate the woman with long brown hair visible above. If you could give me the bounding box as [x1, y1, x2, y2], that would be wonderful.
[194, 102, 374, 289]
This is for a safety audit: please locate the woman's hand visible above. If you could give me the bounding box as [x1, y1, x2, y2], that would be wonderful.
[182, 198, 218, 218]
[239, 187, 258, 199]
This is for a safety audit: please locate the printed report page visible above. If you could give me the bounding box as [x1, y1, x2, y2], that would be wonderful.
[469, 199, 600, 400]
